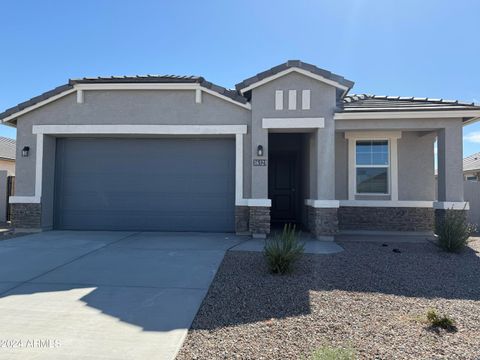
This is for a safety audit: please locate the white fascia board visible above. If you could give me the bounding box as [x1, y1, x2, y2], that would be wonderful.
[262, 117, 325, 129]
[32, 124, 248, 135]
[433, 201, 470, 210]
[239, 67, 350, 94]
[305, 199, 340, 208]
[74, 83, 252, 110]
[339, 200, 434, 208]
[1, 88, 77, 123]
[335, 110, 480, 120]
[199, 87, 252, 110]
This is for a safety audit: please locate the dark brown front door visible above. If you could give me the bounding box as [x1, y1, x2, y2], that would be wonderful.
[268, 152, 299, 224]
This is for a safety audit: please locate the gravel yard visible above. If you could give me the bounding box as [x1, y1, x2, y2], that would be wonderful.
[177, 238, 480, 360]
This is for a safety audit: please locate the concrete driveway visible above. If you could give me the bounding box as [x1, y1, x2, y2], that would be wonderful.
[0, 231, 244, 360]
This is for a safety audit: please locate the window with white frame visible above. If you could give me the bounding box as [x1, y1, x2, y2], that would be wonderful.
[355, 140, 389, 194]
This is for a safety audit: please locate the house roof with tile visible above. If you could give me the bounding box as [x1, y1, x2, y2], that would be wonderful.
[464, 152, 480, 172]
[0, 137, 16, 160]
[341, 94, 480, 112]
[2, 61, 480, 124]
[0, 75, 248, 122]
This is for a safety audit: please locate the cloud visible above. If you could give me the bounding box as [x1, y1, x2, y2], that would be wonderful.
[465, 131, 480, 143]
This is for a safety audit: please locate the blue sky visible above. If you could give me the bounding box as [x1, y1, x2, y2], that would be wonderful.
[1, 0, 479, 156]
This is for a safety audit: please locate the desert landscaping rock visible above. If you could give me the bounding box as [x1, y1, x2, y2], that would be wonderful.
[177, 238, 480, 360]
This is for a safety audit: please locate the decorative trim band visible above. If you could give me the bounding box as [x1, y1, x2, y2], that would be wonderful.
[9, 196, 41, 204]
[305, 199, 340, 208]
[433, 201, 470, 210]
[262, 117, 325, 129]
[339, 200, 434, 208]
[32, 124, 248, 135]
[237, 199, 272, 207]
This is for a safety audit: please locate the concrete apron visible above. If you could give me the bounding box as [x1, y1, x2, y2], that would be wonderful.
[0, 231, 245, 360]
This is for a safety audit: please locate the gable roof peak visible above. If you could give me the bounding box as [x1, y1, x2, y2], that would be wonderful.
[235, 60, 354, 93]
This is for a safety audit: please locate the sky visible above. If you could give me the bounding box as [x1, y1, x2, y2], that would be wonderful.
[0, 0, 479, 156]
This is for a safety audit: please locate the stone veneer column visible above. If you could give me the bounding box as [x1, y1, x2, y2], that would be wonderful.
[248, 206, 270, 238]
[235, 206, 250, 234]
[11, 203, 42, 229]
[306, 206, 338, 240]
[434, 208, 468, 234]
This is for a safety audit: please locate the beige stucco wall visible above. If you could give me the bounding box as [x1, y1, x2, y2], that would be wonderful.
[335, 130, 436, 201]
[0, 159, 15, 176]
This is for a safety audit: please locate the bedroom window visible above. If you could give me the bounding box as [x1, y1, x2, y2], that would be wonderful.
[355, 140, 389, 194]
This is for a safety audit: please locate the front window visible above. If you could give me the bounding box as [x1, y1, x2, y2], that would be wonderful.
[355, 140, 389, 194]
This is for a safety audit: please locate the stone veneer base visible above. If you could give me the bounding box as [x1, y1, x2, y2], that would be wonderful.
[306, 206, 339, 238]
[339, 206, 435, 232]
[249, 206, 270, 236]
[11, 203, 42, 229]
[235, 206, 250, 234]
[434, 208, 468, 234]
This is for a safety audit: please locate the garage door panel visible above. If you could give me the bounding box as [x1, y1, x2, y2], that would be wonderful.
[54, 138, 235, 231]
[60, 193, 233, 211]
[60, 210, 234, 232]
[61, 176, 232, 194]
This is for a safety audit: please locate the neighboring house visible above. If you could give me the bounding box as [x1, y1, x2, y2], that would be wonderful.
[464, 152, 480, 181]
[0, 137, 15, 175]
[1, 60, 480, 237]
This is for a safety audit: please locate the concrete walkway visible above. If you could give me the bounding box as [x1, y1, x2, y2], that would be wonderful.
[0, 231, 245, 360]
[230, 234, 344, 254]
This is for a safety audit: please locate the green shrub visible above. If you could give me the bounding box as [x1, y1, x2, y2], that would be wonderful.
[426, 309, 456, 331]
[264, 224, 304, 274]
[309, 345, 356, 360]
[437, 208, 475, 252]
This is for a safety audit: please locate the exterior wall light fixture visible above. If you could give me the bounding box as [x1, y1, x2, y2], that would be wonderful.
[22, 146, 30, 157]
[257, 145, 264, 157]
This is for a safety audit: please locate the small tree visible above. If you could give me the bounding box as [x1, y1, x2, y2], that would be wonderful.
[437, 207, 476, 252]
[264, 224, 304, 274]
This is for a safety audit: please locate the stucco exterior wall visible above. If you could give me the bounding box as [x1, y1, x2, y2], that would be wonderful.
[398, 131, 436, 200]
[15, 90, 252, 197]
[334, 130, 437, 201]
[250, 72, 337, 200]
[335, 132, 348, 200]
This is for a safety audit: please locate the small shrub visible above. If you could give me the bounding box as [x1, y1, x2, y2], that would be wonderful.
[309, 345, 356, 360]
[264, 224, 304, 274]
[426, 309, 456, 331]
[437, 208, 475, 252]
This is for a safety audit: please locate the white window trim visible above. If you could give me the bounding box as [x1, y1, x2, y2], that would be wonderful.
[10, 125, 248, 206]
[345, 131, 401, 201]
[354, 139, 391, 196]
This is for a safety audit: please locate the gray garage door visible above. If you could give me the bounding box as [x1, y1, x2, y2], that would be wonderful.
[54, 138, 235, 231]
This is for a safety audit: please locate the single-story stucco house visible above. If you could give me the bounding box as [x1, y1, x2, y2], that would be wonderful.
[0, 136, 16, 176]
[464, 152, 480, 181]
[1, 60, 479, 238]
